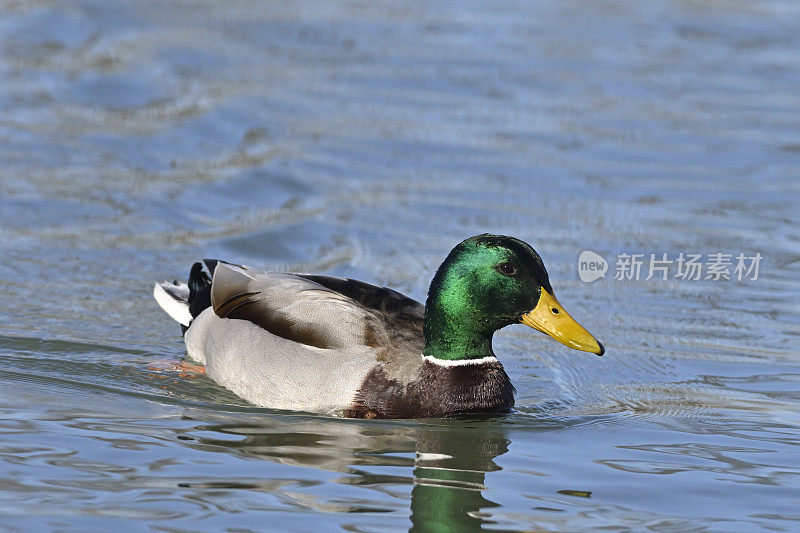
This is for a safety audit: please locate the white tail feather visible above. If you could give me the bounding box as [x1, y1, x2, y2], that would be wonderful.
[153, 282, 193, 327]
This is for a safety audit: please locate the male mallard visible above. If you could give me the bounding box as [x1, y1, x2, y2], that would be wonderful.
[153, 234, 603, 418]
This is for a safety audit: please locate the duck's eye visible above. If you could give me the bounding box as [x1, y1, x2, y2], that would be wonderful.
[495, 262, 517, 276]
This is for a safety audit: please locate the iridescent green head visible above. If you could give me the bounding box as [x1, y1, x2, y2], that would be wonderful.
[423, 234, 603, 361]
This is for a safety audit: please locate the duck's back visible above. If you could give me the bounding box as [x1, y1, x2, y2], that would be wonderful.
[181, 263, 427, 413]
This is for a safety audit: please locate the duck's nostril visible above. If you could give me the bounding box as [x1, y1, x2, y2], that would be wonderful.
[551, 308, 559, 315]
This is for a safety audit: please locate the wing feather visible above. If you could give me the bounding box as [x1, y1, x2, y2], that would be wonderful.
[210, 263, 401, 350]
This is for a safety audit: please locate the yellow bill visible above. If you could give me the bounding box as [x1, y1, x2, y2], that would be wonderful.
[520, 289, 604, 356]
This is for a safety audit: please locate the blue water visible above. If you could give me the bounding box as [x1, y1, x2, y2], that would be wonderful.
[1, 1, 799, 531]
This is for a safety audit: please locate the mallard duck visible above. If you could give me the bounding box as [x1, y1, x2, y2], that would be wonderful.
[153, 234, 603, 418]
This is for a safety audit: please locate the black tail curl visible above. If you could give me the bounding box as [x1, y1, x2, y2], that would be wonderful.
[188, 262, 212, 320]
[185, 258, 246, 330]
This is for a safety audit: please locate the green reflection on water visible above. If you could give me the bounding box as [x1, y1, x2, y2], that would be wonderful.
[185, 413, 513, 530]
[410, 420, 508, 532]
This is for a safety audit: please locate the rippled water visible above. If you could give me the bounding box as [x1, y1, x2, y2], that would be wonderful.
[2, 1, 799, 531]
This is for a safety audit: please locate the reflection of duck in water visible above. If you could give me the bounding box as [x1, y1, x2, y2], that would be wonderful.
[181, 412, 510, 529]
[155, 235, 603, 418]
[410, 420, 511, 531]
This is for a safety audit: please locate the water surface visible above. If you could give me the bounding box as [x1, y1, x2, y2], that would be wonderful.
[1, 1, 799, 531]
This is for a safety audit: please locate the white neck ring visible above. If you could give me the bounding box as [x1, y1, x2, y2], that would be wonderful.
[422, 354, 499, 367]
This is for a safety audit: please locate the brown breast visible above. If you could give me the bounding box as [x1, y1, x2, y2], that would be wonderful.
[344, 359, 515, 419]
